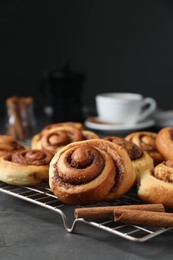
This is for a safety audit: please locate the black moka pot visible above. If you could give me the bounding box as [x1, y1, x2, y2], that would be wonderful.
[40, 62, 85, 123]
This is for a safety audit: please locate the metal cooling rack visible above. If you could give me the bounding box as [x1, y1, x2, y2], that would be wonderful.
[0, 181, 171, 242]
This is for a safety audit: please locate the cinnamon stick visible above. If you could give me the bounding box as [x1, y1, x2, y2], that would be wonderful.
[6, 96, 34, 139]
[114, 208, 173, 227]
[74, 204, 165, 219]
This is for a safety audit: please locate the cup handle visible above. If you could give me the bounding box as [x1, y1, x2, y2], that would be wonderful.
[138, 97, 157, 122]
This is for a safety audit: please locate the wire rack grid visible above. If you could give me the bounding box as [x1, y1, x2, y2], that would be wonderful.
[0, 181, 171, 242]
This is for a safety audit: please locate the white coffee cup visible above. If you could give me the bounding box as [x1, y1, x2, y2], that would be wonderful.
[95, 92, 157, 124]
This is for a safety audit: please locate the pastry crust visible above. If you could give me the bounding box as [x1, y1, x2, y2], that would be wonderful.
[131, 151, 154, 183]
[32, 126, 84, 153]
[41, 122, 84, 134]
[32, 126, 99, 155]
[0, 135, 26, 157]
[156, 127, 173, 160]
[0, 149, 53, 186]
[138, 160, 173, 208]
[81, 130, 99, 140]
[103, 136, 154, 183]
[125, 131, 164, 166]
[49, 139, 135, 205]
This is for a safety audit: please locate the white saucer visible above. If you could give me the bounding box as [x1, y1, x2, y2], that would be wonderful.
[84, 117, 155, 135]
[153, 109, 173, 127]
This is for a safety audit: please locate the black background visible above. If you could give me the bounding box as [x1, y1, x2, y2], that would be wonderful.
[1, 0, 173, 119]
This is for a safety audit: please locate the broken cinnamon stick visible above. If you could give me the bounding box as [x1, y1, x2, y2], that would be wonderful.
[114, 208, 173, 227]
[74, 204, 165, 219]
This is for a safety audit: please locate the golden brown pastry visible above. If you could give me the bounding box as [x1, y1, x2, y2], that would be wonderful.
[137, 160, 173, 208]
[81, 130, 99, 140]
[125, 131, 164, 166]
[103, 136, 154, 183]
[0, 135, 26, 157]
[32, 126, 99, 155]
[0, 149, 53, 186]
[156, 127, 173, 160]
[49, 139, 135, 205]
[40, 122, 84, 134]
[32, 126, 83, 152]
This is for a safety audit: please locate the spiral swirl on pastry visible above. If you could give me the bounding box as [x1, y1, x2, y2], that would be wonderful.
[32, 126, 99, 155]
[41, 122, 84, 134]
[125, 131, 164, 166]
[81, 130, 99, 140]
[138, 160, 173, 208]
[156, 127, 173, 160]
[49, 139, 135, 205]
[11, 149, 53, 165]
[0, 149, 53, 186]
[103, 136, 154, 183]
[0, 135, 26, 157]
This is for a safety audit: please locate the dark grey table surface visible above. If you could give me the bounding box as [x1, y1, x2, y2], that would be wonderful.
[0, 118, 173, 260]
[1, 190, 173, 260]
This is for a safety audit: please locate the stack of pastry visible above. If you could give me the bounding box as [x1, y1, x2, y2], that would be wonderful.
[0, 121, 99, 188]
[3, 119, 173, 209]
[0, 121, 89, 187]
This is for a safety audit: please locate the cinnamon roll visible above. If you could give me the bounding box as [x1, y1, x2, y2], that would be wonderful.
[156, 127, 173, 160]
[0, 135, 26, 157]
[125, 131, 164, 166]
[81, 130, 99, 140]
[32, 126, 99, 155]
[0, 149, 53, 186]
[41, 121, 84, 134]
[138, 160, 173, 208]
[49, 139, 135, 205]
[103, 136, 154, 183]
